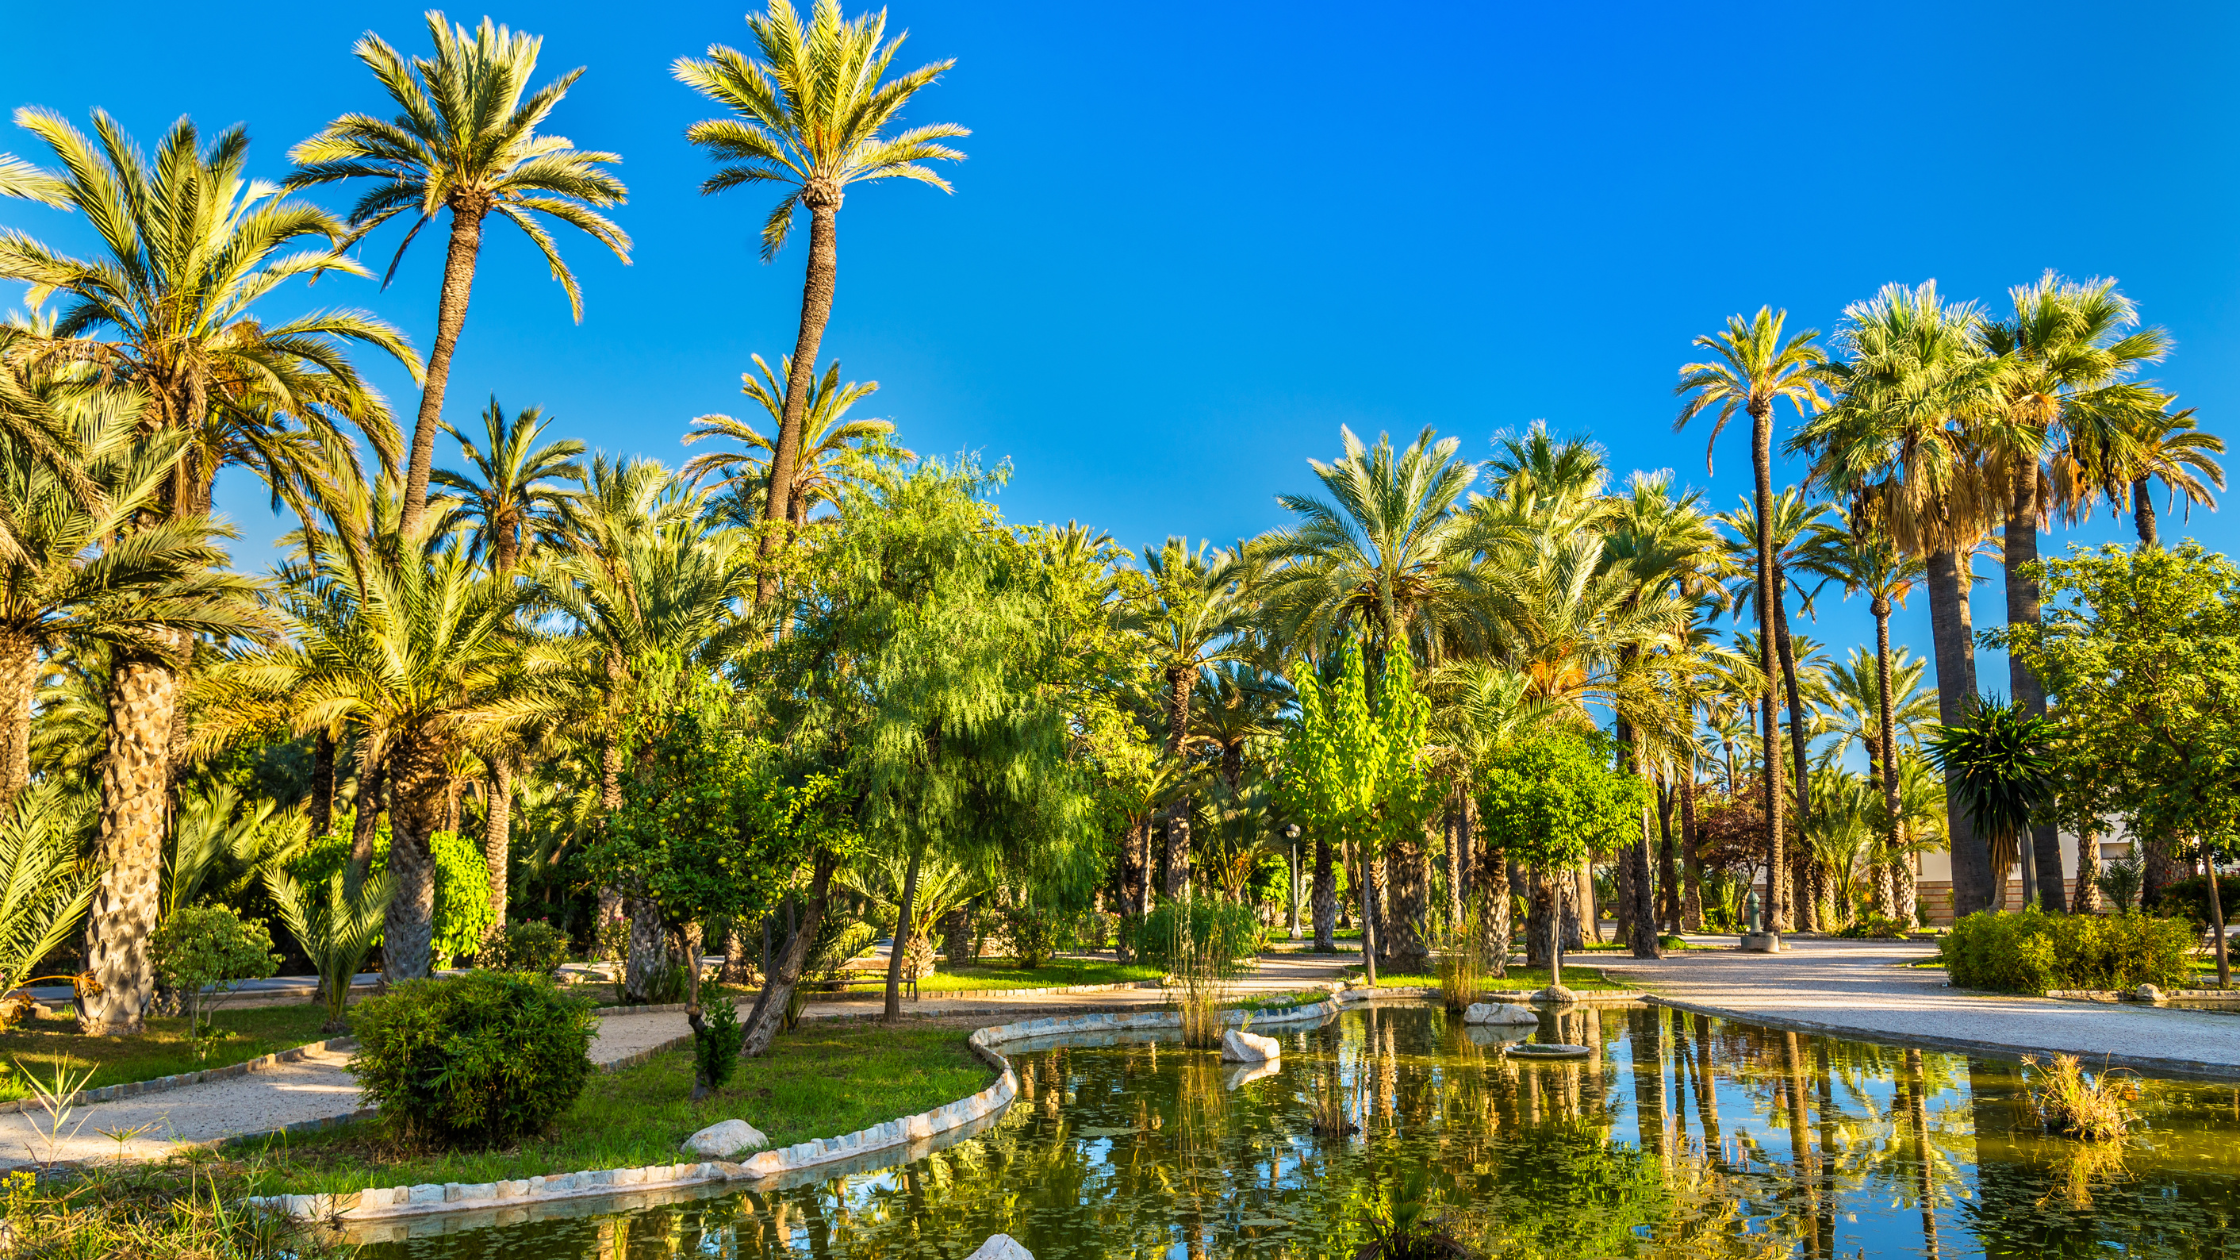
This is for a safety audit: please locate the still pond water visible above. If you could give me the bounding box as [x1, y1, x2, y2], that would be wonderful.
[361, 1003, 2240, 1259]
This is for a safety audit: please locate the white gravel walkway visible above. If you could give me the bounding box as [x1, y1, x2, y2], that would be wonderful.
[1600, 936, 2240, 1078]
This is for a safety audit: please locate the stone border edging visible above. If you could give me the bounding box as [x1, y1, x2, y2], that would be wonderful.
[0, 1036, 358, 1117]
[2045, 988, 2240, 1002]
[253, 984, 1381, 1222]
[1644, 994, 2240, 1084]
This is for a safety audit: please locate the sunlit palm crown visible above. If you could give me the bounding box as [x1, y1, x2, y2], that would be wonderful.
[1980, 271, 2168, 511]
[0, 110, 416, 515]
[430, 396, 585, 572]
[2110, 397, 2225, 523]
[1119, 536, 1251, 679]
[1814, 646, 1934, 763]
[1257, 426, 1485, 663]
[1672, 305, 1828, 473]
[673, 0, 968, 259]
[289, 12, 631, 319]
[681, 354, 909, 521]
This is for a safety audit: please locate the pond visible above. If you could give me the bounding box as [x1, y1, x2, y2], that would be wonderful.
[359, 1002, 2240, 1259]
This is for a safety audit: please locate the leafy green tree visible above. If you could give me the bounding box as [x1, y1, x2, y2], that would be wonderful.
[1275, 638, 1443, 984]
[1478, 730, 1646, 986]
[2001, 542, 2240, 985]
[149, 904, 280, 1061]
[291, 12, 630, 532]
[675, 0, 966, 586]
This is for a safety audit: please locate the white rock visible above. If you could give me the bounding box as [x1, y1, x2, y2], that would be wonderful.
[1221, 1029, 1281, 1063]
[2135, 983, 2164, 1001]
[967, 1234, 1035, 1260]
[682, 1118, 770, 1158]
[1463, 1001, 1539, 1026]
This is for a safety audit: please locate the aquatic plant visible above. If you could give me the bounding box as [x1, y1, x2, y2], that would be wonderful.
[1432, 893, 1488, 1012]
[2022, 1053, 2140, 1141]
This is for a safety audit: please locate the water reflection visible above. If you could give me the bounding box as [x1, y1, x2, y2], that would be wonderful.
[360, 1003, 2240, 1259]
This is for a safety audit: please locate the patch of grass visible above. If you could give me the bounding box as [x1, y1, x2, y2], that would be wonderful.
[1347, 967, 1630, 992]
[0, 1004, 331, 1102]
[867, 957, 1163, 994]
[14, 1161, 350, 1259]
[1232, 990, 1330, 1013]
[239, 1021, 990, 1196]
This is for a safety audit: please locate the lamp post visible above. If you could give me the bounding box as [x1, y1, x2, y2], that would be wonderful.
[1285, 824, 1302, 941]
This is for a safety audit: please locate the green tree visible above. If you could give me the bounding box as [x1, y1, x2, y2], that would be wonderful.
[681, 355, 909, 528]
[2001, 542, 2240, 985]
[291, 12, 631, 533]
[675, 0, 966, 587]
[1675, 308, 1828, 936]
[1274, 638, 1444, 985]
[1477, 730, 1646, 989]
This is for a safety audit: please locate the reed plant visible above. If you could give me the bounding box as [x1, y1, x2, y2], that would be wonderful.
[1142, 895, 1257, 1049]
[2022, 1053, 2140, 1141]
[1431, 894, 1488, 1013]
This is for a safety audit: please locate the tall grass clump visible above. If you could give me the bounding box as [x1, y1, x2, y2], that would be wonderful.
[1940, 907, 2193, 994]
[2022, 1054, 2140, 1141]
[1431, 895, 1488, 1013]
[1139, 896, 1258, 1048]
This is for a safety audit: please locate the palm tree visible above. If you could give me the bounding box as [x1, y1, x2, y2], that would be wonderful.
[1926, 701, 2056, 912]
[0, 108, 415, 1034]
[681, 355, 910, 526]
[432, 397, 586, 576]
[1978, 273, 2167, 911]
[1674, 308, 1828, 933]
[291, 12, 631, 534]
[674, 0, 966, 583]
[2097, 395, 2225, 549]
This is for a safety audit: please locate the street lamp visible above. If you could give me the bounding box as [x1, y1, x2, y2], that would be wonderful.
[1284, 824, 1302, 941]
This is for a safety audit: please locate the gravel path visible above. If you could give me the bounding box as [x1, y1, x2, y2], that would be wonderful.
[0, 953, 1355, 1168]
[1599, 936, 2240, 1078]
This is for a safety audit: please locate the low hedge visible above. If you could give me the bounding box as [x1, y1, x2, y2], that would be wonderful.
[1939, 907, 2195, 994]
[350, 969, 597, 1148]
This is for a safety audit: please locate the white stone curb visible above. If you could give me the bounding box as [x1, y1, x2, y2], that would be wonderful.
[251, 983, 1392, 1223]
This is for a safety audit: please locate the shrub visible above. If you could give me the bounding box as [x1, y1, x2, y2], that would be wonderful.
[1134, 897, 1260, 976]
[1836, 915, 1913, 940]
[350, 970, 596, 1148]
[289, 818, 493, 969]
[999, 903, 1069, 969]
[694, 996, 744, 1092]
[2152, 875, 2230, 931]
[2096, 851, 2144, 913]
[1940, 907, 2194, 994]
[481, 920, 572, 975]
[150, 905, 280, 1060]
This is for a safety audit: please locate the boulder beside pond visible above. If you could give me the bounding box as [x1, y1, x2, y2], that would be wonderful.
[967, 1234, 1034, 1260]
[1463, 1001, 1539, 1026]
[1221, 1029, 1282, 1063]
[681, 1119, 768, 1158]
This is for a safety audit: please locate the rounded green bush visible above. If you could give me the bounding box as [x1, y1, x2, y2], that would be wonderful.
[481, 920, 572, 975]
[349, 969, 596, 1148]
[1939, 907, 2194, 994]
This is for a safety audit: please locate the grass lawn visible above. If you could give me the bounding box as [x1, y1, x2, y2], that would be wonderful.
[824, 957, 1163, 995]
[0, 1003, 331, 1103]
[1347, 966, 1631, 993]
[239, 1020, 990, 1196]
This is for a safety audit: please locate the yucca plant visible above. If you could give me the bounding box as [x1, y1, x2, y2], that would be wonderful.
[1926, 697, 2057, 909]
[266, 867, 394, 1034]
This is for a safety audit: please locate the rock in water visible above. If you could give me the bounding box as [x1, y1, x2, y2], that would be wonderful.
[967, 1234, 1034, 1260]
[1221, 1029, 1282, 1063]
[681, 1119, 768, 1158]
[2135, 983, 2164, 1002]
[1463, 1001, 1539, 1026]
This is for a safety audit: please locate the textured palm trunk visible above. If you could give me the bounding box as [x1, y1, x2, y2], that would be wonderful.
[348, 745, 386, 894]
[310, 731, 337, 839]
[1926, 546, 1990, 914]
[722, 918, 755, 984]
[1748, 402, 1786, 933]
[623, 898, 667, 1003]
[2145, 843, 2187, 909]
[0, 629, 38, 809]
[1760, 694, 1791, 927]
[1657, 780, 1679, 933]
[1382, 828, 1430, 973]
[1311, 834, 1335, 953]
[2003, 472, 2066, 912]
[1444, 795, 1465, 933]
[1771, 570, 1814, 932]
[77, 651, 179, 1034]
[384, 736, 447, 981]
[2072, 825, 2103, 915]
[1680, 768, 1703, 931]
[1162, 810, 1192, 898]
[757, 201, 841, 604]
[884, 843, 923, 1021]
[1872, 593, 1903, 894]
[2132, 477, 2159, 548]
[484, 754, 513, 927]
[741, 851, 837, 1057]
[401, 207, 486, 535]
[1569, 860, 1596, 949]
[942, 905, 974, 967]
[1161, 665, 1192, 898]
[1525, 866, 1557, 969]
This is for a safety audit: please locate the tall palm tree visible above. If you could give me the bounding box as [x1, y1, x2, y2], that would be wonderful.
[2095, 395, 2224, 549]
[681, 354, 910, 526]
[674, 0, 966, 585]
[291, 12, 631, 534]
[1674, 308, 1828, 933]
[1978, 273, 2167, 911]
[1796, 281, 2004, 916]
[432, 397, 586, 575]
[0, 108, 415, 1034]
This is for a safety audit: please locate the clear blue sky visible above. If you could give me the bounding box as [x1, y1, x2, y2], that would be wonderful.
[4, 1, 2237, 686]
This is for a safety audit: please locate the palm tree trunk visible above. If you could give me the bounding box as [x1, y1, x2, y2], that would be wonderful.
[1312, 834, 1335, 952]
[1477, 835, 1509, 975]
[2072, 824, 2103, 915]
[348, 744, 386, 893]
[400, 208, 486, 535]
[384, 736, 447, 981]
[76, 651, 179, 1035]
[2132, 477, 2159, 548]
[1681, 765, 1703, 931]
[1772, 571, 1816, 932]
[1872, 593, 1903, 902]
[310, 731, 337, 839]
[0, 629, 37, 810]
[2003, 475, 2067, 912]
[1926, 546, 1989, 916]
[1162, 810, 1192, 898]
[757, 202, 841, 604]
[741, 851, 838, 1057]
[1657, 779, 1679, 933]
[1748, 402, 1786, 933]
[484, 754, 513, 926]
[1444, 794, 1465, 933]
[884, 843, 922, 1021]
[1358, 842, 1379, 985]
[1385, 828, 1431, 972]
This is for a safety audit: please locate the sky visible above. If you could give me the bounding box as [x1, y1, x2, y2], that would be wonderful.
[3, 0, 2237, 696]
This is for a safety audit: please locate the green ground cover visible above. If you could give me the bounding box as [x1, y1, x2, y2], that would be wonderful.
[242, 1022, 989, 1196]
[1349, 967, 1630, 993]
[0, 1004, 330, 1102]
[825, 957, 1164, 994]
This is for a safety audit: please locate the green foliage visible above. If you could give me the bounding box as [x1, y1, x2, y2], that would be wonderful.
[1476, 730, 1647, 868]
[2097, 850, 2145, 913]
[693, 997, 743, 1091]
[1939, 907, 2195, 994]
[429, 828, 494, 968]
[264, 867, 393, 1033]
[0, 784, 96, 1000]
[483, 920, 571, 975]
[2153, 875, 2232, 930]
[349, 970, 597, 1149]
[1277, 637, 1446, 868]
[997, 901, 1068, 969]
[1133, 896, 1261, 977]
[149, 905, 280, 1060]
[1834, 914, 1913, 940]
